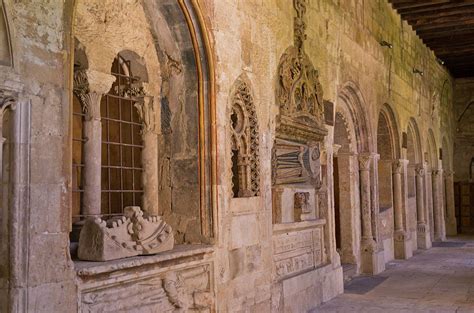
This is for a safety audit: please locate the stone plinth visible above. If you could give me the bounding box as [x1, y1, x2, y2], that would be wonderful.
[394, 230, 413, 259]
[417, 223, 432, 249]
[360, 238, 385, 275]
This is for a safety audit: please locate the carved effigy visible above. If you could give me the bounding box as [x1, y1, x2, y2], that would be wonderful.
[78, 206, 174, 261]
[230, 77, 260, 197]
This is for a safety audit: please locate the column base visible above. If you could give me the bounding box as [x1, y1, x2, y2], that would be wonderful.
[360, 239, 385, 275]
[394, 230, 413, 260]
[446, 219, 458, 236]
[416, 223, 432, 249]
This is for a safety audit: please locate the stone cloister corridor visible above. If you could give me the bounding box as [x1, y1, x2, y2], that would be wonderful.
[1, 0, 474, 312]
[313, 236, 474, 313]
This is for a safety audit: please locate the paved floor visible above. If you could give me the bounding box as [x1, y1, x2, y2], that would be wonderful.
[312, 236, 474, 313]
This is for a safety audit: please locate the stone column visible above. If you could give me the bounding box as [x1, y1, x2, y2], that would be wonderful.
[444, 170, 457, 236]
[74, 69, 115, 217]
[369, 153, 382, 250]
[359, 154, 384, 275]
[432, 169, 446, 241]
[415, 165, 431, 249]
[134, 95, 159, 216]
[392, 159, 412, 259]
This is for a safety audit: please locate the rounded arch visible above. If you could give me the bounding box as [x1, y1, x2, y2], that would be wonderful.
[426, 129, 438, 169]
[442, 136, 452, 172]
[336, 81, 373, 153]
[407, 117, 422, 164]
[377, 103, 401, 160]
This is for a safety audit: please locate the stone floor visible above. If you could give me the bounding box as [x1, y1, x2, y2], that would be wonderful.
[311, 236, 474, 313]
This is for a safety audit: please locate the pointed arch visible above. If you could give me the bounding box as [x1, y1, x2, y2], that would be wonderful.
[336, 81, 373, 153]
[229, 74, 260, 198]
[407, 117, 422, 164]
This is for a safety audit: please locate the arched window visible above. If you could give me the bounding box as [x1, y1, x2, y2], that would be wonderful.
[101, 55, 144, 214]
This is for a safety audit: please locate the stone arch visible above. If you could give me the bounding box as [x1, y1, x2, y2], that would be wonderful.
[377, 103, 401, 161]
[337, 81, 373, 154]
[229, 74, 260, 198]
[70, 1, 217, 245]
[407, 118, 422, 165]
[333, 81, 373, 271]
[426, 129, 438, 170]
[0, 1, 12, 67]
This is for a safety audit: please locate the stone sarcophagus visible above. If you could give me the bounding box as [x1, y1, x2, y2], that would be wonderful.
[78, 206, 174, 261]
[76, 246, 214, 312]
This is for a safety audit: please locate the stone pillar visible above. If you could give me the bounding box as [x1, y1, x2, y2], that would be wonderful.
[134, 96, 159, 216]
[444, 170, 457, 236]
[359, 154, 384, 275]
[415, 165, 431, 249]
[369, 153, 382, 250]
[432, 169, 446, 241]
[392, 159, 412, 259]
[74, 69, 115, 217]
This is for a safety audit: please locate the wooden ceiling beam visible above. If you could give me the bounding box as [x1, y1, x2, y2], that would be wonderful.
[409, 14, 474, 27]
[416, 24, 474, 37]
[428, 38, 474, 49]
[422, 31, 474, 43]
[435, 46, 474, 56]
[402, 6, 474, 20]
[414, 19, 474, 31]
[396, 2, 474, 15]
[392, 1, 450, 10]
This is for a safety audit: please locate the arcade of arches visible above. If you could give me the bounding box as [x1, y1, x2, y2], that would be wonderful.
[0, 0, 474, 312]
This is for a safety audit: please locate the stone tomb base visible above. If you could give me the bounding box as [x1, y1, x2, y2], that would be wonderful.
[272, 263, 343, 313]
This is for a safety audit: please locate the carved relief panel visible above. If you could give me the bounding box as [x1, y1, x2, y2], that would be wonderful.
[230, 77, 260, 198]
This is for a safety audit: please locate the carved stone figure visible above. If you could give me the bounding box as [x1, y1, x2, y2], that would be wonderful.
[78, 206, 174, 261]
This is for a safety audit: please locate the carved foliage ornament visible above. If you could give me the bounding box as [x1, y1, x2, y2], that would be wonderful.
[0, 90, 16, 114]
[230, 78, 260, 197]
[276, 0, 326, 142]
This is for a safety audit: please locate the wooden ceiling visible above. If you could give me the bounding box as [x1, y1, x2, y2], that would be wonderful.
[388, 1, 474, 78]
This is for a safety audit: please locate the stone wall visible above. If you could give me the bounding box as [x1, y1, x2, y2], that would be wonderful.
[0, 0, 458, 312]
[453, 78, 474, 182]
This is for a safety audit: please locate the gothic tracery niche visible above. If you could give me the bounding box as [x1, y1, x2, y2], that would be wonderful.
[230, 77, 260, 198]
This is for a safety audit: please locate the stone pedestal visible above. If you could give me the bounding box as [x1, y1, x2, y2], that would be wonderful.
[394, 230, 413, 259]
[416, 223, 432, 249]
[360, 239, 385, 275]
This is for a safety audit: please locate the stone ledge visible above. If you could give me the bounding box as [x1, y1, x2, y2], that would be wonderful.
[74, 244, 214, 277]
[273, 219, 326, 234]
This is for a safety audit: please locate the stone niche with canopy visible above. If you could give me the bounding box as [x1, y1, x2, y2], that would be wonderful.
[271, 0, 329, 282]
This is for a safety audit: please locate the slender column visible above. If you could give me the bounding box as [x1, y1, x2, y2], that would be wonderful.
[444, 170, 457, 235]
[415, 166, 425, 224]
[392, 160, 404, 232]
[359, 155, 373, 240]
[74, 69, 115, 217]
[134, 95, 159, 215]
[432, 169, 445, 241]
[370, 153, 381, 247]
[359, 154, 384, 274]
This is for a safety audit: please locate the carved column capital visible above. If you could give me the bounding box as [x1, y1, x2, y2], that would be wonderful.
[0, 89, 17, 113]
[358, 154, 371, 171]
[432, 169, 441, 177]
[392, 160, 403, 174]
[444, 170, 454, 178]
[134, 95, 157, 135]
[415, 166, 425, 177]
[73, 69, 116, 120]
